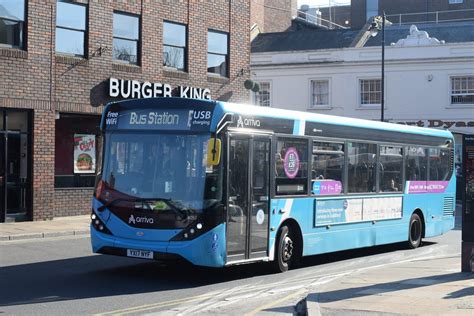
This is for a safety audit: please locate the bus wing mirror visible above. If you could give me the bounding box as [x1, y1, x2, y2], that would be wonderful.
[207, 138, 222, 166]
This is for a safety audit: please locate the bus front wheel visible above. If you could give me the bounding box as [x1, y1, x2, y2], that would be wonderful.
[274, 225, 299, 272]
[408, 213, 422, 249]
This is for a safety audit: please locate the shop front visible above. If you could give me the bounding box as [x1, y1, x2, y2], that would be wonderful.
[0, 110, 32, 222]
[53, 114, 101, 217]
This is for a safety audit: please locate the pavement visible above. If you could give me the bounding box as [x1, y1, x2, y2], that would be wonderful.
[306, 255, 474, 316]
[0, 215, 90, 241]
[1, 213, 473, 315]
[305, 203, 473, 315]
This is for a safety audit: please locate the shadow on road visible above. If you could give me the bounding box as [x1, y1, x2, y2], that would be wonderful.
[0, 241, 440, 307]
[301, 241, 436, 268]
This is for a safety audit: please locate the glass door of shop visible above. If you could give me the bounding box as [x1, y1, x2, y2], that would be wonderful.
[0, 110, 31, 222]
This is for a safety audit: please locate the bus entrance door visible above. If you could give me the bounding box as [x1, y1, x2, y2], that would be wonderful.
[226, 134, 271, 263]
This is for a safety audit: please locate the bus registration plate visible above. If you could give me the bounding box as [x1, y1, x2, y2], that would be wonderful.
[127, 249, 153, 260]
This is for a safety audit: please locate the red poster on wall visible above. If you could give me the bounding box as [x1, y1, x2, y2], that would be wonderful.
[74, 134, 96, 174]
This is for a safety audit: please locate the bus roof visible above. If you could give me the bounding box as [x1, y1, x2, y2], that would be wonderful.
[101, 97, 453, 141]
[218, 101, 453, 139]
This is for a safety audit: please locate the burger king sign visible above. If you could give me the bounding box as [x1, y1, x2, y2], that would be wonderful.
[74, 134, 96, 174]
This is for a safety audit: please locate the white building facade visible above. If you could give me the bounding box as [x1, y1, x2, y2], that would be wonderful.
[251, 30, 473, 178]
[251, 42, 473, 132]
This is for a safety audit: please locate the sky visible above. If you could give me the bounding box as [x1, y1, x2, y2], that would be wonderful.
[297, 0, 351, 8]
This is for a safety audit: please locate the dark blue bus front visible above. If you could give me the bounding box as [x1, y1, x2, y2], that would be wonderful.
[91, 98, 227, 267]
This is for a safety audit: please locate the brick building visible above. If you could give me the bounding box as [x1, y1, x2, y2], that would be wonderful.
[0, 0, 252, 222]
[251, 0, 298, 33]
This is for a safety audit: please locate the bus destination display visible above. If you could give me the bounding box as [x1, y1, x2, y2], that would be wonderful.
[104, 108, 214, 132]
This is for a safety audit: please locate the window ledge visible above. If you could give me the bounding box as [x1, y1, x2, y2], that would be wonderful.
[56, 54, 88, 66]
[308, 106, 332, 111]
[356, 105, 385, 110]
[54, 187, 94, 190]
[207, 74, 229, 84]
[446, 104, 474, 109]
[0, 47, 28, 59]
[113, 62, 141, 73]
[164, 68, 189, 80]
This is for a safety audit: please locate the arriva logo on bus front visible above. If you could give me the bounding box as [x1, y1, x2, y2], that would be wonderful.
[128, 215, 154, 225]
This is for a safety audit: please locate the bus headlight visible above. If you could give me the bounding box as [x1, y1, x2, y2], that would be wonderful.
[171, 221, 209, 241]
[91, 209, 112, 235]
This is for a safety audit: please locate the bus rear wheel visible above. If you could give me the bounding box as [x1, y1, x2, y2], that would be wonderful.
[408, 213, 422, 249]
[273, 225, 299, 272]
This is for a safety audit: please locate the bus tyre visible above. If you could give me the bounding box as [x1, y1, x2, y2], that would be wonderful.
[408, 213, 422, 249]
[274, 225, 298, 273]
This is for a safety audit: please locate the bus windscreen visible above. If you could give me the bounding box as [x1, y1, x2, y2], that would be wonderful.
[97, 132, 223, 223]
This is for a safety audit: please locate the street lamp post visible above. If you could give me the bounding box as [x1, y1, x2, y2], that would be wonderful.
[369, 12, 391, 122]
[381, 13, 385, 122]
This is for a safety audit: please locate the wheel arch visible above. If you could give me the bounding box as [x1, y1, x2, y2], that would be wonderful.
[277, 218, 303, 258]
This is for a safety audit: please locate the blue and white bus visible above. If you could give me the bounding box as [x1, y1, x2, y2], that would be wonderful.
[91, 97, 455, 272]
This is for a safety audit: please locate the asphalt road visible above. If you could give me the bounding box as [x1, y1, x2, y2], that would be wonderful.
[0, 228, 461, 315]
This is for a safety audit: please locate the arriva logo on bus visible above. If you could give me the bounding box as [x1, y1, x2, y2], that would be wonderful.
[128, 214, 154, 225]
[109, 77, 211, 100]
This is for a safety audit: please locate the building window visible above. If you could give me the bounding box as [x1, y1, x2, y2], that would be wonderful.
[310, 80, 329, 108]
[56, 1, 87, 57]
[163, 21, 187, 71]
[360, 79, 381, 106]
[253, 82, 271, 106]
[55, 114, 100, 188]
[451, 76, 474, 105]
[366, 0, 378, 19]
[449, 0, 463, 4]
[208, 30, 228, 77]
[113, 12, 139, 65]
[0, 0, 25, 49]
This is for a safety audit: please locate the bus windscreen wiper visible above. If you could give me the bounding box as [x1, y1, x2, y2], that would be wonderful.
[166, 200, 197, 219]
[97, 197, 189, 220]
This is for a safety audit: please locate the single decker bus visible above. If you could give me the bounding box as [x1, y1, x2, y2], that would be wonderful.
[91, 97, 455, 272]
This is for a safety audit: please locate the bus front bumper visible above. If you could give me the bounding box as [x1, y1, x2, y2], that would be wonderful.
[91, 223, 227, 268]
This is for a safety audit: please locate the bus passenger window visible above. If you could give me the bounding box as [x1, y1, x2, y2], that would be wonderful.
[429, 148, 453, 181]
[347, 142, 376, 193]
[406, 146, 428, 181]
[311, 142, 344, 195]
[275, 138, 308, 195]
[379, 146, 403, 192]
